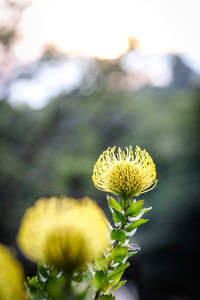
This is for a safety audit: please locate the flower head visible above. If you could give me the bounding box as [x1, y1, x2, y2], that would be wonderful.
[17, 196, 108, 271]
[92, 146, 157, 199]
[0, 243, 26, 300]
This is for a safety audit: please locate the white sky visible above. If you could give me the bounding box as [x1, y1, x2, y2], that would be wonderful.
[11, 0, 200, 64]
[1, 0, 200, 108]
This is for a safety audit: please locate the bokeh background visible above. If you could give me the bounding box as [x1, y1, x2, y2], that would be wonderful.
[0, 0, 199, 299]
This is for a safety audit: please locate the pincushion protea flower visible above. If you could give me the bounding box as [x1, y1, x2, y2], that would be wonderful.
[0, 244, 25, 300]
[17, 196, 108, 271]
[92, 146, 157, 199]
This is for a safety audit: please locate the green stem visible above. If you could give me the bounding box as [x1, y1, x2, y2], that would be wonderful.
[63, 271, 74, 300]
[93, 196, 132, 299]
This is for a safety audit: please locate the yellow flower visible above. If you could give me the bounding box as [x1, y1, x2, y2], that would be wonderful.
[0, 243, 26, 300]
[92, 146, 157, 199]
[17, 196, 108, 271]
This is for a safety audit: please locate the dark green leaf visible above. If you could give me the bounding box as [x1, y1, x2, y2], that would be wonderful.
[107, 196, 122, 212]
[125, 200, 144, 217]
[37, 271, 46, 287]
[110, 229, 126, 244]
[27, 277, 38, 295]
[112, 209, 125, 225]
[72, 273, 83, 283]
[37, 264, 49, 279]
[108, 245, 128, 264]
[125, 219, 149, 232]
[44, 276, 64, 300]
[26, 277, 44, 300]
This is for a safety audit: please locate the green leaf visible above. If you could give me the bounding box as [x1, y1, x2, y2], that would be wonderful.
[26, 277, 44, 300]
[125, 219, 149, 232]
[108, 280, 126, 295]
[108, 274, 123, 291]
[95, 256, 108, 272]
[127, 251, 137, 259]
[36, 267, 48, 297]
[44, 276, 64, 300]
[112, 209, 125, 225]
[118, 197, 124, 209]
[98, 296, 116, 300]
[92, 270, 108, 291]
[108, 262, 130, 281]
[110, 229, 126, 244]
[72, 273, 83, 283]
[129, 207, 152, 222]
[37, 270, 46, 288]
[125, 200, 144, 217]
[140, 207, 152, 217]
[27, 277, 38, 295]
[37, 264, 49, 279]
[107, 262, 129, 289]
[107, 196, 122, 212]
[108, 245, 128, 264]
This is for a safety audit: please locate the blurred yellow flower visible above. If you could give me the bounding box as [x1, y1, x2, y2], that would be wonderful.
[92, 146, 157, 199]
[17, 196, 108, 271]
[0, 243, 26, 300]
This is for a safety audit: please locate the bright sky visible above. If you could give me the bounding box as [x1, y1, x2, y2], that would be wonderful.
[12, 0, 200, 64]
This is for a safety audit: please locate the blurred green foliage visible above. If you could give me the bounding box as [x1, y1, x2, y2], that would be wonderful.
[0, 65, 199, 299]
[0, 85, 199, 240]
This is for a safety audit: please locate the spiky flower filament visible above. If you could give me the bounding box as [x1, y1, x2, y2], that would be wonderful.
[92, 146, 157, 199]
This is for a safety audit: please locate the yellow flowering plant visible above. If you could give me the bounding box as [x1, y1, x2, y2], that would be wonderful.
[17, 196, 109, 300]
[0, 243, 26, 300]
[91, 146, 157, 299]
[0, 145, 157, 299]
[92, 146, 157, 201]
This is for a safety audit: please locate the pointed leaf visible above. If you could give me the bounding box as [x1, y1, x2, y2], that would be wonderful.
[112, 209, 125, 225]
[108, 280, 126, 295]
[127, 251, 137, 259]
[125, 219, 149, 232]
[110, 229, 126, 244]
[108, 262, 130, 281]
[129, 244, 140, 252]
[27, 277, 38, 295]
[107, 196, 122, 212]
[98, 296, 116, 300]
[108, 245, 128, 264]
[92, 270, 108, 291]
[128, 207, 152, 222]
[125, 200, 144, 217]
[95, 256, 108, 272]
[38, 264, 49, 279]
[118, 197, 124, 209]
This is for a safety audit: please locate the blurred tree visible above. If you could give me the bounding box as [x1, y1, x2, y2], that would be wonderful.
[0, 47, 199, 299]
[0, 0, 29, 72]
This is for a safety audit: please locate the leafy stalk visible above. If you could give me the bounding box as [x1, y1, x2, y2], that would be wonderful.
[92, 195, 152, 299]
[26, 196, 151, 300]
